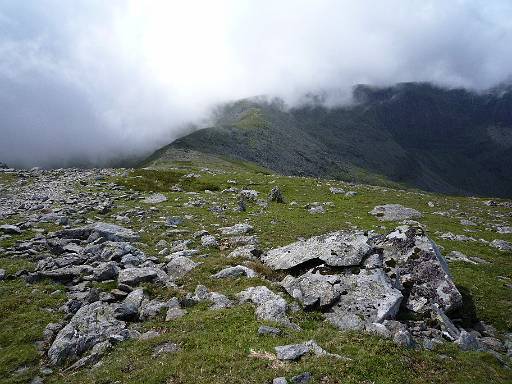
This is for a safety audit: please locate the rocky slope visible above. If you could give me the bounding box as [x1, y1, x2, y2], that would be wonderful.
[0, 159, 511, 384]
[151, 82, 512, 197]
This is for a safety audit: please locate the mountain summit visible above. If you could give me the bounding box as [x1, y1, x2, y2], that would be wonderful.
[148, 82, 512, 197]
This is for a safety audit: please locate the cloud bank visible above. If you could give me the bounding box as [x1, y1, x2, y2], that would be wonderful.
[1, 0, 512, 167]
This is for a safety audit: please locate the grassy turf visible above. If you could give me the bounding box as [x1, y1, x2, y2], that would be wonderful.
[0, 157, 511, 384]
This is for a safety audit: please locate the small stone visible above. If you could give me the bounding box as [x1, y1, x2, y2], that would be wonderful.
[491, 239, 512, 251]
[455, 330, 479, 351]
[152, 342, 180, 356]
[212, 265, 256, 279]
[166, 217, 183, 226]
[269, 187, 284, 203]
[329, 187, 345, 194]
[239, 189, 259, 201]
[201, 235, 218, 248]
[258, 325, 281, 336]
[308, 205, 325, 214]
[143, 193, 167, 204]
[275, 343, 310, 360]
[273, 378, 288, 384]
[166, 257, 200, 280]
[165, 297, 186, 321]
[393, 330, 415, 348]
[291, 372, 312, 384]
[0, 224, 21, 234]
[219, 223, 254, 235]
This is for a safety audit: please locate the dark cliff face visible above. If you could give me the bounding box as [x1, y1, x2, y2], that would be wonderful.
[157, 83, 512, 197]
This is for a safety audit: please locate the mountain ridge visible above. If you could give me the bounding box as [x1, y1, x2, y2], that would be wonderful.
[147, 82, 512, 197]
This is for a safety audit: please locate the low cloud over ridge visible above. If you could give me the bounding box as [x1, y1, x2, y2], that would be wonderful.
[1, 0, 512, 167]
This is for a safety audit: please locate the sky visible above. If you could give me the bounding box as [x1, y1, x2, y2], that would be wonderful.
[1, 0, 512, 167]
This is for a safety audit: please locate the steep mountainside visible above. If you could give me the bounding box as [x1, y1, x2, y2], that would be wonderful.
[151, 83, 512, 197]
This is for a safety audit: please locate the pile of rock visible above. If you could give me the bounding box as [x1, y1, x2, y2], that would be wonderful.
[261, 224, 500, 350]
[6, 221, 194, 366]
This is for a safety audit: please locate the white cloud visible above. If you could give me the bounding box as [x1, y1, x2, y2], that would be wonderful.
[1, 0, 511, 166]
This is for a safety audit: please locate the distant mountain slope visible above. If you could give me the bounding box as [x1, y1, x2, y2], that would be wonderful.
[148, 82, 512, 197]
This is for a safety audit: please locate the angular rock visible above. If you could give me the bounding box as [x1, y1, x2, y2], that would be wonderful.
[491, 239, 512, 251]
[90, 222, 139, 242]
[275, 343, 310, 361]
[456, 330, 479, 351]
[291, 372, 312, 384]
[227, 245, 262, 259]
[393, 329, 415, 348]
[373, 225, 462, 315]
[275, 340, 346, 362]
[192, 285, 233, 310]
[139, 299, 168, 320]
[325, 269, 402, 330]
[93, 262, 119, 281]
[369, 204, 422, 221]
[329, 187, 345, 194]
[0, 224, 21, 234]
[220, 223, 254, 235]
[239, 189, 259, 201]
[117, 267, 166, 286]
[38, 265, 93, 283]
[262, 230, 371, 270]
[308, 205, 325, 214]
[238, 286, 298, 329]
[258, 325, 281, 336]
[143, 193, 167, 204]
[281, 271, 343, 308]
[165, 297, 186, 321]
[431, 304, 460, 341]
[212, 265, 256, 279]
[48, 302, 125, 365]
[152, 342, 180, 356]
[269, 187, 284, 203]
[201, 235, 218, 248]
[166, 257, 200, 280]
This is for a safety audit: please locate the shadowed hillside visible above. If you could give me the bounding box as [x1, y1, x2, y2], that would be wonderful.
[151, 83, 512, 197]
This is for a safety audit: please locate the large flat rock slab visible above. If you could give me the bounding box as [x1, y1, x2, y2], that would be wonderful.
[261, 231, 372, 270]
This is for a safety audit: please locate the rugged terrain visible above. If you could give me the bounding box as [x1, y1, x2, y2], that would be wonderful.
[0, 152, 511, 384]
[153, 83, 512, 197]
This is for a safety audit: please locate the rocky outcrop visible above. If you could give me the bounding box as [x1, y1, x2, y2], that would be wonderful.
[48, 302, 126, 365]
[262, 224, 464, 345]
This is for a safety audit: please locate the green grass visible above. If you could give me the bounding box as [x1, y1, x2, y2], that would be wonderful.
[233, 108, 270, 130]
[1, 155, 511, 384]
[0, 279, 66, 384]
[47, 306, 510, 384]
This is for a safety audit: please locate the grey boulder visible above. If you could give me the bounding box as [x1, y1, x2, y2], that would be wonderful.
[0, 224, 21, 234]
[212, 265, 257, 279]
[166, 257, 200, 280]
[237, 286, 298, 329]
[117, 267, 167, 286]
[48, 302, 125, 365]
[219, 223, 254, 235]
[143, 193, 167, 204]
[369, 204, 422, 221]
[281, 271, 344, 308]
